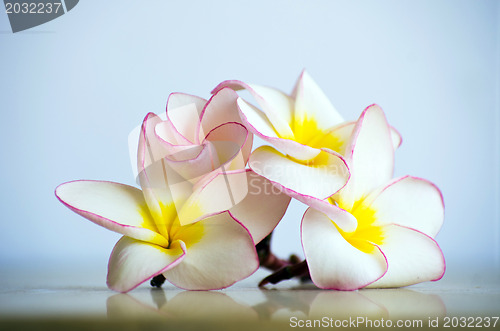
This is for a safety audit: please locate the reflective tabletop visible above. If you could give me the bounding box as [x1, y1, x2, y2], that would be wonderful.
[1, 264, 499, 330]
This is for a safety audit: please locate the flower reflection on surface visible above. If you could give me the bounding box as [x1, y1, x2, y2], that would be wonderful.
[307, 289, 446, 320]
[107, 290, 258, 321]
[106, 287, 445, 322]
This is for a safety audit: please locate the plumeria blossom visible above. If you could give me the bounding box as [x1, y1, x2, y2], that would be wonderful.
[212, 71, 401, 207]
[300, 104, 445, 290]
[56, 88, 290, 292]
[141, 87, 291, 231]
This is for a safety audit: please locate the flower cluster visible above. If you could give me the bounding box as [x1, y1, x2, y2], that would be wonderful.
[56, 71, 444, 292]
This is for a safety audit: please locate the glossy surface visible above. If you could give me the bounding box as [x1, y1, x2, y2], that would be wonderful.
[1, 265, 499, 330]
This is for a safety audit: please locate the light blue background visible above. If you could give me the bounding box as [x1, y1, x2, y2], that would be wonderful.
[0, 0, 498, 282]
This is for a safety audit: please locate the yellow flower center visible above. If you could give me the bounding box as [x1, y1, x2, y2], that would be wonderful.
[282, 114, 345, 153]
[331, 198, 384, 254]
[139, 202, 204, 249]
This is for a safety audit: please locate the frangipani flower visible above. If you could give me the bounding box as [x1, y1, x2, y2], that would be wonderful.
[56, 89, 290, 292]
[300, 104, 445, 290]
[212, 71, 401, 205]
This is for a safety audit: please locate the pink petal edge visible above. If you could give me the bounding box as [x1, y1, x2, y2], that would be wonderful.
[248, 147, 351, 201]
[106, 240, 187, 293]
[374, 224, 446, 283]
[165, 92, 207, 145]
[55, 180, 159, 238]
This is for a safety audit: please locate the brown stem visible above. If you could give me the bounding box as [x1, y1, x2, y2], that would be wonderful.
[256, 233, 292, 271]
[259, 260, 310, 287]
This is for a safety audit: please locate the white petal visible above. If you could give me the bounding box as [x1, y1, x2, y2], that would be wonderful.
[292, 71, 344, 132]
[368, 176, 444, 237]
[249, 145, 349, 200]
[390, 126, 403, 149]
[163, 212, 259, 290]
[301, 208, 387, 290]
[107, 236, 185, 292]
[320, 121, 402, 155]
[56, 180, 168, 247]
[341, 104, 394, 206]
[366, 225, 445, 288]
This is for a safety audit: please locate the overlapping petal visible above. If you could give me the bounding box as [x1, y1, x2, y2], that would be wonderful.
[213, 72, 354, 203]
[368, 176, 444, 237]
[318, 121, 402, 155]
[176, 169, 250, 226]
[199, 87, 253, 161]
[203, 122, 250, 172]
[301, 208, 388, 290]
[249, 145, 349, 200]
[292, 193, 357, 232]
[153, 90, 253, 184]
[366, 225, 445, 288]
[107, 236, 185, 292]
[177, 169, 291, 243]
[165, 92, 207, 144]
[162, 212, 259, 290]
[236, 98, 321, 161]
[155, 121, 205, 162]
[212, 80, 294, 139]
[228, 170, 291, 244]
[161, 122, 249, 184]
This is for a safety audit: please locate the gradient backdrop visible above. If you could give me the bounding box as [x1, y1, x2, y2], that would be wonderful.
[1, 0, 499, 283]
